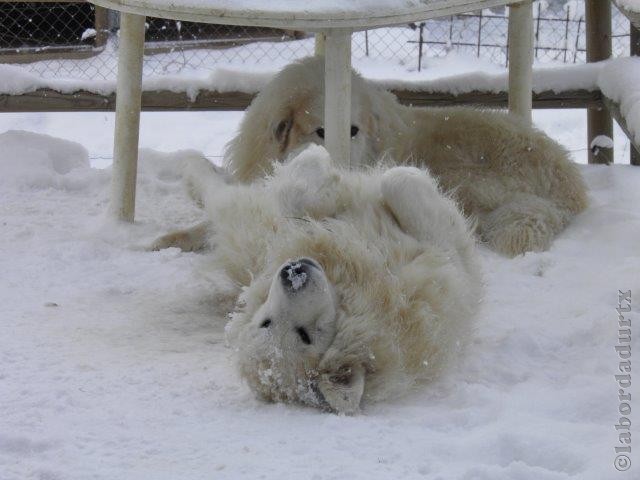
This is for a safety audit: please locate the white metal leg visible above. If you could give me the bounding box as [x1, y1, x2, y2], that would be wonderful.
[508, 1, 534, 125]
[324, 29, 352, 167]
[315, 33, 326, 56]
[109, 13, 146, 222]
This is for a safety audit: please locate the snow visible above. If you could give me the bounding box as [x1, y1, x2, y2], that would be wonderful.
[590, 134, 614, 151]
[285, 262, 308, 290]
[0, 55, 607, 102]
[92, 0, 519, 27]
[617, 0, 640, 13]
[81, 28, 97, 41]
[598, 56, 640, 147]
[1, 127, 639, 479]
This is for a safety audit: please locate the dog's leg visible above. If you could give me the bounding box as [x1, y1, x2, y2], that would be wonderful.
[275, 145, 341, 219]
[181, 153, 233, 207]
[149, 221, 211, 252]
[381, 167, 472, 252]
[150, 154, 232, 252]
[478, 194, 571, 257]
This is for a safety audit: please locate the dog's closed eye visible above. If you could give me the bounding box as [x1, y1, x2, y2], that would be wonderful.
[260, 318, 272, 328]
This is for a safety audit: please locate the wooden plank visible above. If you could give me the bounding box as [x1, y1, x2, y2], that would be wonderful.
[612, 0, 640, 30]
[94, 6, 109, 49]
[0, 0, 87, 2]
[394, 89, 601, 109]
[586, 0, 613, 165]
[0, 88, 601, 112]
[0, 48, 98, 64]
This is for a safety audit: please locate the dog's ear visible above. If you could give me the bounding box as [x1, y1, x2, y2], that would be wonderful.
[273, 115, 294, 152]
[318, 363, 365, 415]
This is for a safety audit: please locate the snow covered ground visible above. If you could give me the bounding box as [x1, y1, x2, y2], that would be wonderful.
[1, 115, 639, 479]
[1, 42, 638, 479]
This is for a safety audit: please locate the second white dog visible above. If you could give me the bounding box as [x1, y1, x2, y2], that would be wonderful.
[225, 57, 588, 257]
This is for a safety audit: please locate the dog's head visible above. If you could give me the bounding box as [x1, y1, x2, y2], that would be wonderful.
[229, 253, 374, 414]
[224, 213, 412, 415]
[224, 56, 402, 182]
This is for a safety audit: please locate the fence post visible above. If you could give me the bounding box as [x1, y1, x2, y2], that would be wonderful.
[631, 23, 640, 166]
[562, 8, 570, 63]
[418, 22, 425, 72]
[365, 30, 369, 57]
[586, 0, 613, 164]
[477, 9, 483, 57]
[94, 6, 108, 49]
[534, 2, 541, 59]
[573, 16, 582, 63]
[508, 1, 534, 125]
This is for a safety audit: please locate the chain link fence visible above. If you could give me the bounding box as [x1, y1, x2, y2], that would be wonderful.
[0, 1, 634, 80]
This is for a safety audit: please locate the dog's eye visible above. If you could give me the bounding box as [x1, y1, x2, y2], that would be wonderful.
[296, 326, 311, 345]
[260, 318, 272, 328]
[351, 125, 359, 137]
[315, 127, 325, 139]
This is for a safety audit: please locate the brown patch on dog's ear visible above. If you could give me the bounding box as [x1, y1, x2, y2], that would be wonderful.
[274, 115, 294, 153]
[318, 363, 365, 415]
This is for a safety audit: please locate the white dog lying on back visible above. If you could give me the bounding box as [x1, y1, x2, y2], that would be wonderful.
[183, 146, 481, 413]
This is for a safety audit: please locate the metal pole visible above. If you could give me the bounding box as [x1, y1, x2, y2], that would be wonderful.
[109, 13, 145, 222]
[508, 1, 534, 125]
[315, 33, 326, 56]
[324, 28, 352, 167]
[631, 23, 640, 165]
[586, 0, 613, 165]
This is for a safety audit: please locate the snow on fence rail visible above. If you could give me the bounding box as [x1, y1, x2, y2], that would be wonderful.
[0, 0, 633, 81]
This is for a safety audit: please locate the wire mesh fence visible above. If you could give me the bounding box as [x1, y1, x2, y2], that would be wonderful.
[0, 1, 634, 81]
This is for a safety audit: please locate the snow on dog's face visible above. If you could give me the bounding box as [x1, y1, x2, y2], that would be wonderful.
[229, 255, 368, 414]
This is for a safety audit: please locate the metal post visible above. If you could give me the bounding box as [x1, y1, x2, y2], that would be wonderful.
[109, 13, 145, 222]
[508, 1, 534, 125]
[315, 33, 326, 56]
[631, 23, 640, 166]
[324, 28, 352, 167]
[586, 0, 613, 165]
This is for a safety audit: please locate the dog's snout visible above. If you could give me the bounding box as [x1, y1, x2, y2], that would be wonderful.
[279, 258, 318, 291]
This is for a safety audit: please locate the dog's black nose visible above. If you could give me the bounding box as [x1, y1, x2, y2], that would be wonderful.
[280, 258, 317, 291]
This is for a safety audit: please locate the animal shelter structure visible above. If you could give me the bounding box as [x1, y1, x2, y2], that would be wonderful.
[85, 0, 540, 221]
[1, 1, 639, 222]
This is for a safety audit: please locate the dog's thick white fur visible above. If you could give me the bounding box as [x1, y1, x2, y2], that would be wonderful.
[224, 56, 588, 257]
[186, 145, 481, 413]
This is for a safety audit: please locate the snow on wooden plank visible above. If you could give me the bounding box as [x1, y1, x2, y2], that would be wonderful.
[0, 87, 601, 112]
[613, 0, 640, 29]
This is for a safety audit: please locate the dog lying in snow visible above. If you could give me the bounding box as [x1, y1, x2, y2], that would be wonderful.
[178, 146, 481, 413]
[213, 57, 586, 257]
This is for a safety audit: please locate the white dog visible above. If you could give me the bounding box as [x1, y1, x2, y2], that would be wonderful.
[182, 146, 481, 413]
[222, 57, 588, 257]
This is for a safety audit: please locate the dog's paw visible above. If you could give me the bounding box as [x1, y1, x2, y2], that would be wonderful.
[381, 166, 438, 203]
[148, 223, 210, 252]
[275, 145, 341, 218]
